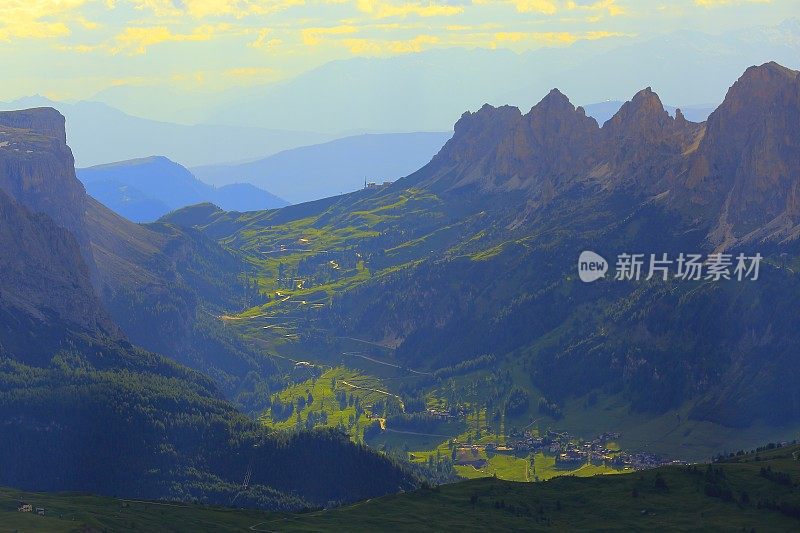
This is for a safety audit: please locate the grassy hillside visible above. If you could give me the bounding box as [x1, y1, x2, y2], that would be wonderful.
[0, 488, 272, 532]
[164, 181, 800, 479]
[2, 444, 798, 532]
[249, 443, 800, 532]
[163, 86, 800, 474]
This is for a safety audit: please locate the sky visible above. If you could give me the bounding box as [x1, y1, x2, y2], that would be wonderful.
[0, 0, 796, 102]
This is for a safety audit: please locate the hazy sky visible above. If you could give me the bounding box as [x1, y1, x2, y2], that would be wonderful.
[0, 0, 796, 101]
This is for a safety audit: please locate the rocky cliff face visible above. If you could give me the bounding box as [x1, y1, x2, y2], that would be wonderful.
[0, 109, 92, 265]
[0, 107, 255, 385]
[680, 62, 800, 246]
[0, 108, 176, 289]
[427, 92, 599, 200]
[422, 84, 701, 198]
[415, 62, 798, 248]
[0, 107, 67, 143]
[0, 188, 117, 363]
[597, 87, 703, 191]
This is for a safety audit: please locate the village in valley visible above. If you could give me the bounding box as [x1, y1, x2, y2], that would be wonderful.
[255, 349, 681, 485]
[392, 397, 683, 483]
[447, 426, 679, 478]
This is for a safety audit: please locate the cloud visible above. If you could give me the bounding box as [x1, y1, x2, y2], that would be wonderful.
[250, 28, 283, 48]
[694, 0, 771, 6]
[0, 0, 87, 41]
[566, 0, 624, 16]
[494, 29, 628, 45]
[445, 22, 502, 31]
[355, 0, 464, 18]
[506, 0, 559, 14]
[131, 0, 305, 18]
[482, 0, 624, 16]
[301, 24, 358, 45]
[342, 34, 440, 54]
[226, 66, 279, 77]
[111, 25, 216, 54]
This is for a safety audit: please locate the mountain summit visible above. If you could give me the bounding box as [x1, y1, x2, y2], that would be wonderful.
[410, 62, 798, 248]
[681, 61, 800, 246]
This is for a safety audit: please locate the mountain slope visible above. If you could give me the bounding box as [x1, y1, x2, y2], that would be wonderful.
[192, 132, 451, 204]
[0, 108, 275, 404]
[78, 156, 287, 222]
[2, 442, 798, 531]
[0, 109, 419, 507]
[169, 62, 800, 459]
[257, 443, 800, 532]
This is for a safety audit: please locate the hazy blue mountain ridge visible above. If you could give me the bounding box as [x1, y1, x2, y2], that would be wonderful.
[78, 156, 287, 222]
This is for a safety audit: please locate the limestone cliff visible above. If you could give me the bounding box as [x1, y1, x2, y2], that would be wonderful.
[411, 62, 799, 248]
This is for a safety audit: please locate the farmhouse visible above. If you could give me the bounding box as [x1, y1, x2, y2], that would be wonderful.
[556, 450, 586, 468]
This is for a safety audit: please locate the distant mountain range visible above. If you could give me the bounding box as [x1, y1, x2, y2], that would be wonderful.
[78, 156, 287, 222]
[13, 21, 788, 139]
[191, 20, 799, 133]
[193, 132, 452, 204]
[0, 96, 331, 168]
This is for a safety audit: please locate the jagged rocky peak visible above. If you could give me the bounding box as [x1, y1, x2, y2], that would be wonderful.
[675, 108, 688, 126]
[524, 88, 600, 134]
[422, 88, 603, 196]
[439, 88, 599, 169]
[628, 86, 665, 112]
[452, 103, 522, 137]
[681, 62, 800, 246]
[437, 104, 522, 164]
[701, 62, 799, 141]
[531, 88, 574, 112]
[499, 87, 600, 188]
[603, 86, 676, 139]
[417, 61, 798, 236]
[727, 61, 799, 103]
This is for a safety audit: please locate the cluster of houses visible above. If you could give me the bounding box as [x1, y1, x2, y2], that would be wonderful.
[482, 429, 680, 471]
[261, 238, 312, 256]
[364, 180, 393, 190]
[425, 402, 682, 474]
[426, 406, 466, 420]
[17, 502, 45, 516]
[453, 446, 488, 469]
[610, 451, 684, 470]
